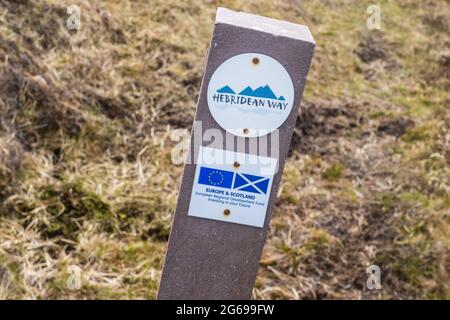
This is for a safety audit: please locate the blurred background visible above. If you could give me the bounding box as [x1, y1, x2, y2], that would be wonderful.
[0, 0, 448, 299]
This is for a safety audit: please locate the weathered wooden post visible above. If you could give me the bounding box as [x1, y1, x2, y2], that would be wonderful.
[158, 8, 315, 300]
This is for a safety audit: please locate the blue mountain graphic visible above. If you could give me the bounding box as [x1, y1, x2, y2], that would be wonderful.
[218, 84, 285, 101]
[253, 85, 278, 100]
[238, 85, 280, 100]
[217, 85, 235, 94]
[238, 86, 255, 96]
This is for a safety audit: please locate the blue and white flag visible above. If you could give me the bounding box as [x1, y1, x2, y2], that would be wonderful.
[232, 172, 270, 194]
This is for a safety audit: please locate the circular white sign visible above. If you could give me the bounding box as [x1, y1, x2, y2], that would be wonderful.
[207, 53, 294, 138]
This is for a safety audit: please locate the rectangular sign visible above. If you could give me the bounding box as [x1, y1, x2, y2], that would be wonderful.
[188, 146, 277, 228]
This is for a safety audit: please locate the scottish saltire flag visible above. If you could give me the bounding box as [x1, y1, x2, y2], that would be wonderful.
[233, 172, 270, 194]
[198, 167, 234, 188]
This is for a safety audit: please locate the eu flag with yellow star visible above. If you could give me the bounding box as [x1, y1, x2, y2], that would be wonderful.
[198, 167, 234, 188]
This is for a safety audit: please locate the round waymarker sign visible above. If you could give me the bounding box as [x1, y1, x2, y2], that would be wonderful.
[207, 53, 294, 138]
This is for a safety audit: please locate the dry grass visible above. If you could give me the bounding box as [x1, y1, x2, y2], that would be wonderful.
[0, 0, 449, 299]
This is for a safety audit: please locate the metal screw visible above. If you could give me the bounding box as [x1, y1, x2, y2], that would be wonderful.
[233, 161, 240, 169]
[252, 57, 260, 65]
[243, 128, 249, 135]
[223, 209, 231, 216]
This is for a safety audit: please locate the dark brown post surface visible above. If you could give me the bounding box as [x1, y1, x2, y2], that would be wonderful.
[158, 8, 315, 300]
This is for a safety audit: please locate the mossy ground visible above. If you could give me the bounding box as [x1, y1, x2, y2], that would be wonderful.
[0, 0, 448, 299]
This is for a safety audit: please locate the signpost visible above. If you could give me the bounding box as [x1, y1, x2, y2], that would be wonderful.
[158, 7, 315, 300]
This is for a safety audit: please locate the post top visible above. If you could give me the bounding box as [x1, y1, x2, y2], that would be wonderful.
[216, 7, 315, 44]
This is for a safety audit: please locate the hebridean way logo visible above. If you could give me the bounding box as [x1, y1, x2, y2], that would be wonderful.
[207, 53, 295, 137]
[212, 84, 289, 110]
[198, 167, 270, 195]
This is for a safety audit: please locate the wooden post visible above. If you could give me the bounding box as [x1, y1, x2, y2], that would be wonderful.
[158, 8, 315, 300]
